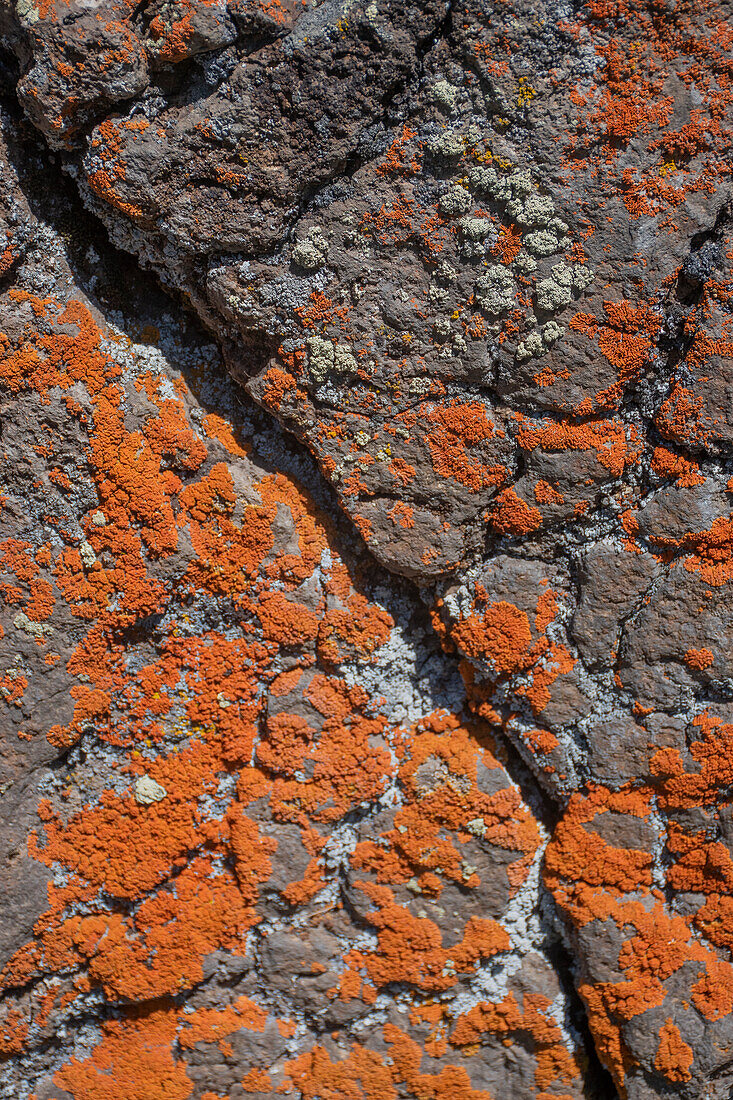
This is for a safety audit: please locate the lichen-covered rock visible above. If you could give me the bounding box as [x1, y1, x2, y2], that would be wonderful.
[3, 0, 733, 1095]
[5, 0, 731, 585]
[0, 113, 593, 1100]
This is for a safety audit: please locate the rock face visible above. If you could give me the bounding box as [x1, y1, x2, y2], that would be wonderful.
[2, 0, 733, 1097]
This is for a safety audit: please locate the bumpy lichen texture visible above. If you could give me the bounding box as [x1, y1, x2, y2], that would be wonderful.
[0, 121, 588, 1100]
[3, 0, 733, 1095]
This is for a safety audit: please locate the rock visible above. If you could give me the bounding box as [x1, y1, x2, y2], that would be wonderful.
[0, 111, 587, 1100]
[2, 0, 733, 1094]
[133, 775, 167, 805]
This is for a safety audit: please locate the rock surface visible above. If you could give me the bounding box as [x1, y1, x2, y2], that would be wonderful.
[1, 0, 733, 1097]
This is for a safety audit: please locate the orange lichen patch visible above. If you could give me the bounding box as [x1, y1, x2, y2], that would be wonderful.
[692, 958, 733, 1021]
[256, 473, 330, 582]
[447, 581, 567, 702]
[567, 0, 733, 226]
[491, 224, 523, 265]
[387, 501, 415, 528]
[376, 124, 422, 177]
[202, 412, 248, 457]
[295, 290, 351, 332]
[568, 301, 659, 407]
[384, 1023, 495, 1100]
[254, 678, 392, 825]
[349, 873, 510, 994]
[684, 647, 714, 669]
[661, 809, 733, 952]
[146, 0, 222, 64]
[695, 893, 733, 955]
[451, 600, 534, 674]
[626, 481, 733, 582]
[284, 1041, 399, 1099]
[544, 786, 655, 926]
[515, 416, 643, 478]
[534, 479, 564, 505]
[88, 400, 180, 555]
[317, 594, 393, 664]
[544, 757, 733, 1090]
[654, 1019, 693, 1083]
[678, 516, 733, 586]
[0, 1007, 29, 1057]
[241, 1067, 273, 1091]
[517, 642, 577, 717]
[650, 445, 704, 487]
[576, 982, 634, 1090]
[359, 193, 451, 256]
[655, 383, 711, 449]
[53, 1007, 193, 1100]
[352, 713, 540, 901]
[0, 293, 119, 397]
[78, 862, 257, 1000]
[137, 371, 208, 471]
[490, 487, 543, 535]
[178, 996, 267, 1051]
[279, 855, 326, 906]
[618, 904, 707, 989]
[388, 455, 416, 486]
[0, 276, 425, 1020]
[47, 684, 111, 749]
[86, 118, 148, 220]
[26, 744, 221, 900]
[0, 233, 20, 277]
[0, 538, 55, 621]
[259, 364, 303, 410]
[577, 901, 710, 1088]
[650, 712, 733, 809]
[424, 400, 506, 492]
[269, 665, 306, 696]
[535, 587, 559, 634]
[0, 669, 28, 706]
[256, 591, 320, 645]
[451, 992, 583, 1094]
[523, 726, 560, 756]
[285, 1021, 501, 1098]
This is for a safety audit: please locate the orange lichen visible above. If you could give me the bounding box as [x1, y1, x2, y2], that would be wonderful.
[544, 786, 655, 927]
[387, 501, 415, 528]
[515, 416, 643, 478]
[424, 401, 506, 492]
[285, 1023, 498, 1099]
[376, 124, 422, 177]
[86, 118, 148, 219]
[53, 1008, 193, 1100]
[692, 958, 733, 1021]
[568, 301, 659, 407]
[650, 446, 704, 487]
[655, 384, 710, 449]
[490, 487, 543, 535]
[452, 992, 583, 1094]
[684, 647, 714, 669]
[451, 600, 533, 674]
[317, 594, 393, 664]
[654, 1019, 693, 1083]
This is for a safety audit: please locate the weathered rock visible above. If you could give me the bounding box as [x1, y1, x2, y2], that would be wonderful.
[2, 0, 733, 1095]
[0, 111, 590, 1100]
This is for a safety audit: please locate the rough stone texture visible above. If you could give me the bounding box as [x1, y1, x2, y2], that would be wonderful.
[2, 0, 733, 1097]
[0, 109, 594, 1100]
